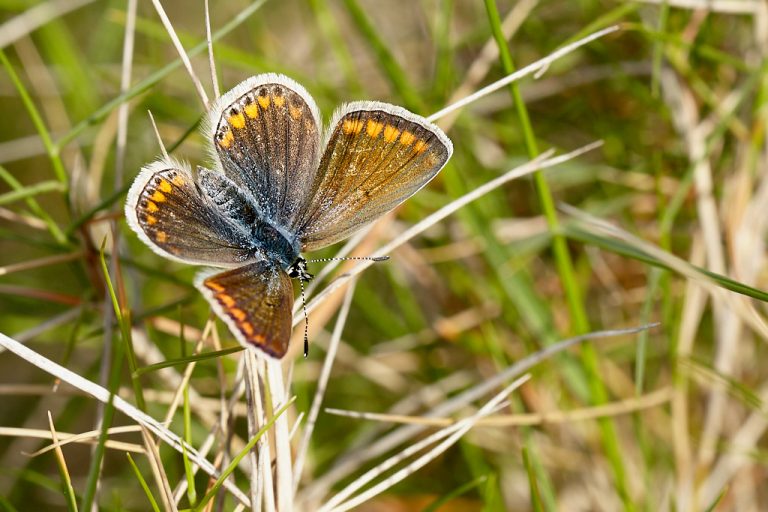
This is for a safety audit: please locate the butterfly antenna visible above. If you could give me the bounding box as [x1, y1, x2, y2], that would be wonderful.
[298, 277, 310, 358]
[296, 256, 387, 357]
[306, 255, 390, 264]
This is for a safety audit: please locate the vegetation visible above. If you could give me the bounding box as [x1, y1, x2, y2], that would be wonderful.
[1, 0, 767, 510]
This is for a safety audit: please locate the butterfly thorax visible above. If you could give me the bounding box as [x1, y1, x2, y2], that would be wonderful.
[249, 219, 301, 270]
[196, 167, 300, 269]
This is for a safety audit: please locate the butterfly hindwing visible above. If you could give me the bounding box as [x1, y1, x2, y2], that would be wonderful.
[125, 159, 253, 266]
[208, 74, 322, 229]
[294, 102, 453, 251]
[195, 260, 294, 358]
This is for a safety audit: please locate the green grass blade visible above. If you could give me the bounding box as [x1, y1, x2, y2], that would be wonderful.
[133, 346, 242, 377]
[126, 453, 161, 512]
[422, 475, 488, 512]
[0, 164, 68, 245]
[308, 0, 362, 95]
[0, 49, 68, 187]
[49, 425, 79, 512]
[483, 1, 632, 508]
[650, 2, 669, 98]
[180, 323, 197, 507]
[80, 242, 129, 510]
[99, 239, 145, 411]
[0, 496, 20, 512]
[0, 180, 64, 206]
[564, 226, 768, 302]
[341, 0, 424, 112]
[181, 439, 197, 507]
[522, 446, 544, 512]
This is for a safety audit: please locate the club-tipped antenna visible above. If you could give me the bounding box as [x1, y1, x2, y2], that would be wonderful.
[297, 255, 389, 357]
[306, 255, 390, 264]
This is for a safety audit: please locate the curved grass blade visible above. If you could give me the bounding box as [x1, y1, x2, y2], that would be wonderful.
[0, 180, 65, 206]
[565, 226, 768, 303]
[133, 346, 242, 378]
[126, 453, 161, 512]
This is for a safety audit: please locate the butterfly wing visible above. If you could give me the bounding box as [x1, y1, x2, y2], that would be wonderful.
[195, 260, 294, 358]
[125, 158, 254, 266]
[293, 102, 453, 251]
[208, 73, 322, 230]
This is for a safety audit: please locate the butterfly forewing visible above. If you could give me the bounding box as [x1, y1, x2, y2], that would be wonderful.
[209, 74, 322, 230]
[125, 159, 253, 265]
[195, 260, 294, 358]
[295, 103, 453, 251]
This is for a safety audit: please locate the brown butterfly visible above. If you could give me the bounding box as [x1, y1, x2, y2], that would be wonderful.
[126, 74, 452, 358]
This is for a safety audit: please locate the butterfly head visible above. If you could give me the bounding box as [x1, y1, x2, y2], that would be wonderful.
[287, 256, 313, 281]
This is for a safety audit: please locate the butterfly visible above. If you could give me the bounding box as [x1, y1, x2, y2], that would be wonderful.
[125, 74, 453, 358]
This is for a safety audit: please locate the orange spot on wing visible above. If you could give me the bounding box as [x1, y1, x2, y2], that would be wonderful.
[399, 131, 415, 146]
[343, 119, 364, 135]
[273, 95, 285, 107]
[244, 103, 259, 119]
[219, 130, 234, 149]
[413, 140, 428, 154]
[289, 105, 302, 120]
[155, 231, 167, 243]
[240, 322, 255, 336]
[151, 190, 166, 202]
[366, 120, 384, 137]
[146, 201, 159, 213]
[258, 95, 270, 109]
[206, 281, 225, 292]
[145, 215, 157, 225]
[158, 179, 172, 193]
[228, 113, 246, 130]
[218, 294, 236, 308]
[230, 308, 247, 321]
[172, 175, 185, 186]
[383, 124, 400, 142]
